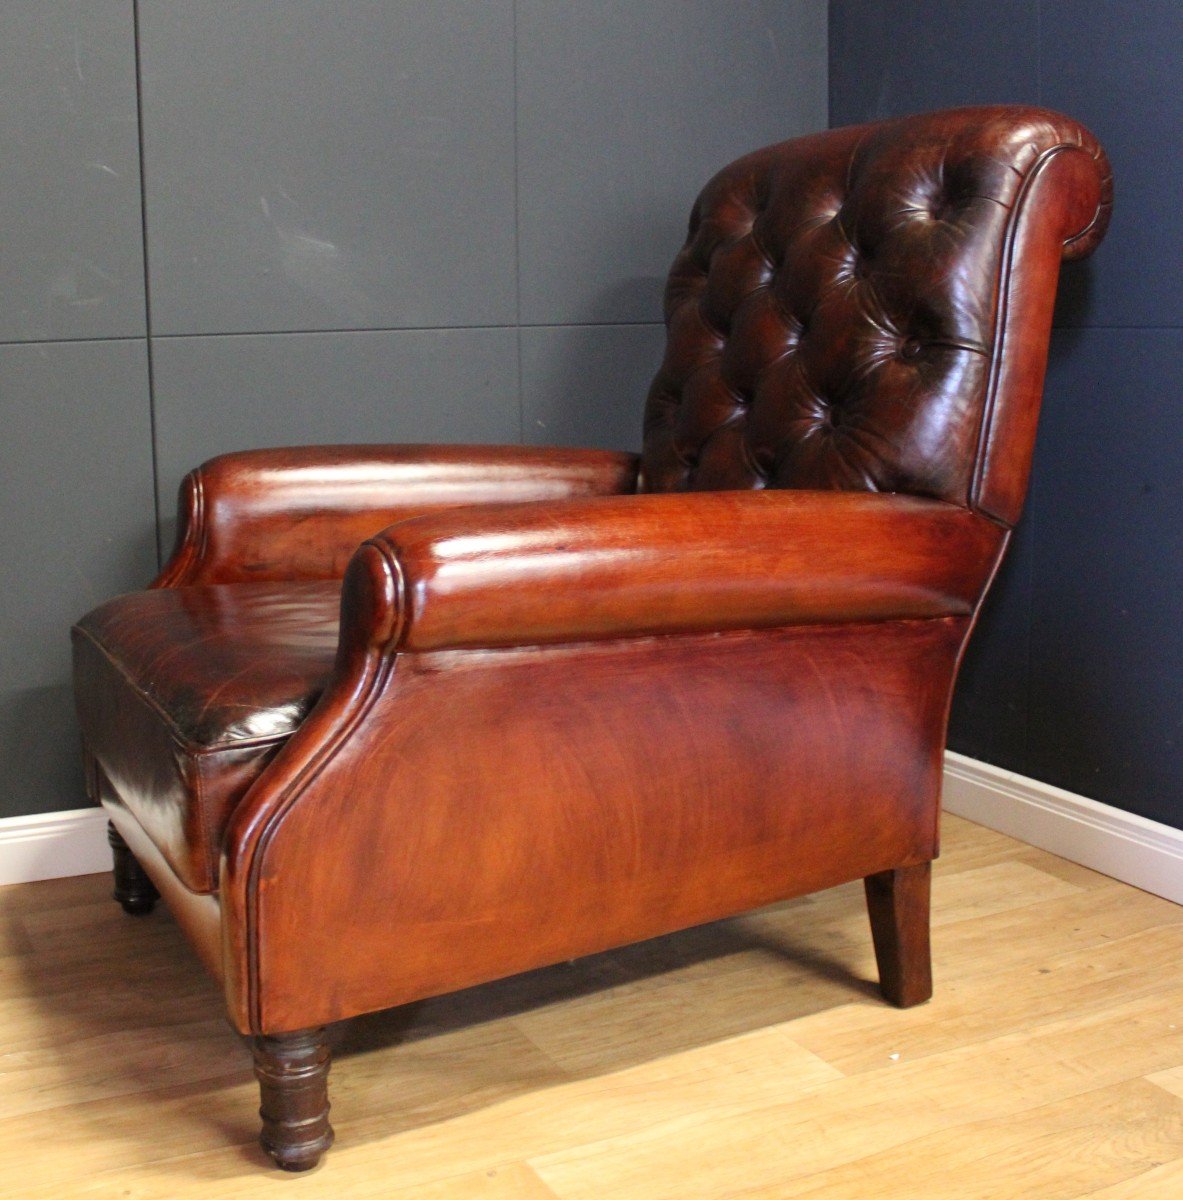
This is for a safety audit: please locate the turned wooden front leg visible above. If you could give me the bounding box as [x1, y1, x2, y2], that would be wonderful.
[252, 1028, 334, 1171]
[107, 822, 159, 916]
[864, 861, 933, 1008]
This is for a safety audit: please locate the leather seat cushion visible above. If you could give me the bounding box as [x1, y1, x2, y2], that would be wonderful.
[72, 582, 340, 893]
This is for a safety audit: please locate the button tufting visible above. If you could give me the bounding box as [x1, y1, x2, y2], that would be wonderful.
[642, 107, 1110, 511]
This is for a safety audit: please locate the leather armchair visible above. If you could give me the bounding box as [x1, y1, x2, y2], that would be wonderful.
[71, 106, 1111, 1170]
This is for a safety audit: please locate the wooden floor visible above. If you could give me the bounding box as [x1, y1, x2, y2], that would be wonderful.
[1, 814, 1181, 1198]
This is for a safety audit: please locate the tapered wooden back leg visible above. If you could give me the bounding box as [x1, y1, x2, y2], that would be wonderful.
[864, 861, 933, 1008]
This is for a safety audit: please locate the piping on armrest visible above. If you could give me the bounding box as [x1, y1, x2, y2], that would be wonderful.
[339, 489, 1008, 656]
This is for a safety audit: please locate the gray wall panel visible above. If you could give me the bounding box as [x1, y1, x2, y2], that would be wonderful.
[0, 339, 155, 817]
[0, 4, 827, 820]
[0, 2, 145, 342]
[517, 1, 828, 326]
[520, 324, 665, 452]
[828, 0, 1038, 128]
[138, 1, 517, 335]
[151, 328, 521, 520]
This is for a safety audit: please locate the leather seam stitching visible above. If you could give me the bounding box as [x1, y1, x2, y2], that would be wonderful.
[969, 143, 1076, 523]
[245, 653, 399, 1031]
[190, 755, 219, 894]
[77, 637, 218, 892]
[244, 538, 407, 1030]
[398, 606, 979, 658]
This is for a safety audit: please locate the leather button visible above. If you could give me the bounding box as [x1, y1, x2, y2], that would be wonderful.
[900, 338, 924, 360]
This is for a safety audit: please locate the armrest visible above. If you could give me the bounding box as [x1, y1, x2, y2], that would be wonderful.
[341, 490, 1007, 655]
[154, 443, 639, 586]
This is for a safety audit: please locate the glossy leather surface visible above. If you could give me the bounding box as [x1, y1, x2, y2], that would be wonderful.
[158, 443, 639, 586]
[641, 106, 1110, 526]
[103, 793, 223, 980]
[74, 445, 637, 893]
[225, 616, 969, 1031]
[68, 107, 1111, 1044]
[73, 583, 339, 892]
[359, 490, 1003, 651]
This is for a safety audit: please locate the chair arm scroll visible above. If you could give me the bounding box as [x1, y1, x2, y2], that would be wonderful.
[341, 490, 1007, 656]
[154, 443, 639, 587]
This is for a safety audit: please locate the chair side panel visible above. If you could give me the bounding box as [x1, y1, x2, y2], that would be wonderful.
[241, 616, 967, 1033]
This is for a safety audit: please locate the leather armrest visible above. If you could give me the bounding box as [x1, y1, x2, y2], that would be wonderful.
[340, 490, 1007, 655]
[154, 443, 640, 586]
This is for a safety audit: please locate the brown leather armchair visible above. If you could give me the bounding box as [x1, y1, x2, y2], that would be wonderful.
[71, 106, 1111, 1170]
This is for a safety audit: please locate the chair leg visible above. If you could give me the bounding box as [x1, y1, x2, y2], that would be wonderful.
[252, 1028, 335, 1171]
[107, 821, 159, 916]
[864, 861, 932, 1008]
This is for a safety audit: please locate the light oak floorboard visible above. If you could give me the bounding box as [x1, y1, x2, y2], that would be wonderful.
[0, 814, 1179, 1198]
[736, 1079, 1183, 1199]
[1079, 1159, 1183, 1198]
[1148, 1065, 1183, 1103]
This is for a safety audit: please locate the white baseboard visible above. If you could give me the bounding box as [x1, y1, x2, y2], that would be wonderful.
[0, 807, 110, 887]
[2, 761, 1181, 907]
[943, 750, 1183, 906]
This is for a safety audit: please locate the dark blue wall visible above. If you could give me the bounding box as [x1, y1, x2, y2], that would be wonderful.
[831, 1, 1183, 829]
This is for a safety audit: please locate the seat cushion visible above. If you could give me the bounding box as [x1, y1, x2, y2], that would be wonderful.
[73, 582, 340, 893]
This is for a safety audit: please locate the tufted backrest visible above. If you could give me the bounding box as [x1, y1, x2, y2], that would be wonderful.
[640, 106, 1111, 526]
